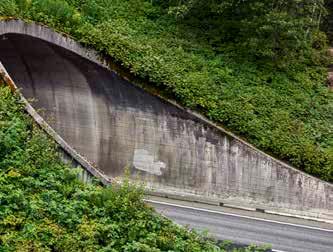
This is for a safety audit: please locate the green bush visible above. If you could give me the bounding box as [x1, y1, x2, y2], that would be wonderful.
[0, 0, 332, 182]
[0, 0, 17, 16]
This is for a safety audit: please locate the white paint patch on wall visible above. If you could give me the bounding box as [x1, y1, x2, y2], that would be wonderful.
[133, 149, 166, 175]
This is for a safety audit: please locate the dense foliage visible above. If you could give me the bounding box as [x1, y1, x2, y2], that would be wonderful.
[324, 0, 333, 44]
[158, 0, 327, 64]
[0, 0, 332, 181]
[0, 86, 270, 251]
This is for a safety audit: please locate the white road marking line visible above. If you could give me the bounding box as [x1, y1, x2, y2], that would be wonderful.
[145, 199, 333, 233]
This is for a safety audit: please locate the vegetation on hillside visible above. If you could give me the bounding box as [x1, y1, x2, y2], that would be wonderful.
[0, 86, 271, 251]
[0, 0, 332, 181]
[324, 0, 333, 44]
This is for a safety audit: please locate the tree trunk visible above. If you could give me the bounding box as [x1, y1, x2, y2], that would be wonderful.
[325, 0, 333, 45]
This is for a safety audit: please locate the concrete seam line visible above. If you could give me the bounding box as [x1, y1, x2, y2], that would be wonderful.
[145, 199, 333, 231]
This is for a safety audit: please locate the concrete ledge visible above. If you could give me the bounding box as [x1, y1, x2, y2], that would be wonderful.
[146, 188, 333, 224]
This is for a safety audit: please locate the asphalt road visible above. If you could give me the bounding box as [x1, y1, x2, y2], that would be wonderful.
[148, 198, 333, 252]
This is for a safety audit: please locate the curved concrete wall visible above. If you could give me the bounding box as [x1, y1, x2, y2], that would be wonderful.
[0, 20, 332, 220]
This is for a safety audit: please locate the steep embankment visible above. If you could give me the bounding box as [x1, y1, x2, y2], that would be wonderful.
[0, 0, 332, 182]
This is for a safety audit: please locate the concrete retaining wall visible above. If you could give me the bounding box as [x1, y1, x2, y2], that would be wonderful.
[0, 20, 332, 221]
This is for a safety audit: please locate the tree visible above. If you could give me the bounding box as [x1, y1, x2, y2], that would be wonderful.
[323, 0, 333, 45]
[155, 0, 328, 65]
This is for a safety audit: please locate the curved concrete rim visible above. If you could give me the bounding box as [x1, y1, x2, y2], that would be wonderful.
[0, 19, 330, 186]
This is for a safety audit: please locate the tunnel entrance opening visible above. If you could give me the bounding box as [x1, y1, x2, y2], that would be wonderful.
[0, 33, 172, 178]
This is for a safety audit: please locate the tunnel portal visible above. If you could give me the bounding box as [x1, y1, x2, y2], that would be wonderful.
[0, 31, 331, 220]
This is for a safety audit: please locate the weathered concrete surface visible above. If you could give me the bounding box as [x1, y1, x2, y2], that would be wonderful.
[0, 20, 332, 220]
